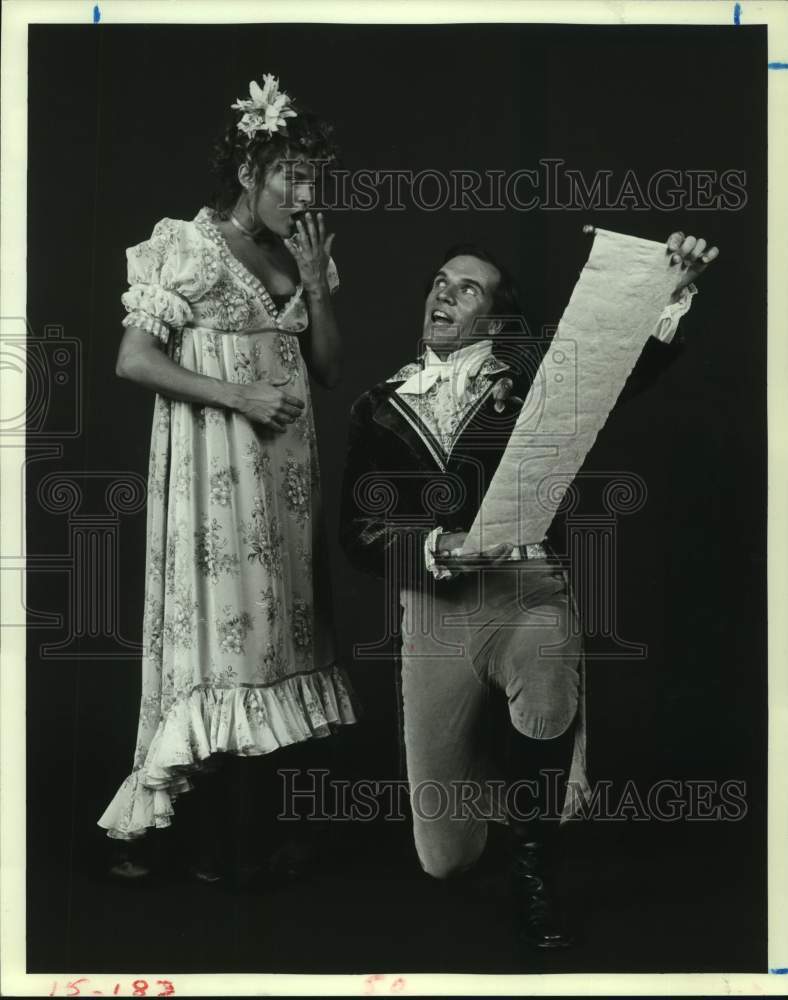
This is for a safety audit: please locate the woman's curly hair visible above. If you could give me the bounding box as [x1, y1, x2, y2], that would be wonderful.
[208, 106, 339, 217]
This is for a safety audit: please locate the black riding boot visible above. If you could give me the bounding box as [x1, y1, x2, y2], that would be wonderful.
[512, 833, 573, 949]
[507, 724, 577, 949]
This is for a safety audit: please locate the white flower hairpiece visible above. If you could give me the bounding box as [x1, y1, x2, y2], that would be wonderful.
[231, 74, 297, 140]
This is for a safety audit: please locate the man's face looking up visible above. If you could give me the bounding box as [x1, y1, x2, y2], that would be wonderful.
[422, 254, 501, 357]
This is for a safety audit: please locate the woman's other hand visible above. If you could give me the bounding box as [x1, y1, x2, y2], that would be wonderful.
[236, 376, 305, 432]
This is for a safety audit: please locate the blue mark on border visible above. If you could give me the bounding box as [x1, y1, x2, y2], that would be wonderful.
[734, 2, 788, 68]
[771, 968, 788, 974]
[93, 4, 100, 23]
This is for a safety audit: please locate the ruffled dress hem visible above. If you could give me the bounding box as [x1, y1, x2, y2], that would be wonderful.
[98, 663, 357, 840]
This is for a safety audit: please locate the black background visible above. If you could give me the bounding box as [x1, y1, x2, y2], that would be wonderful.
[26, 22, 767, 974]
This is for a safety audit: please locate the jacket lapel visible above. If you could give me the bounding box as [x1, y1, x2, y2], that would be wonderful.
[374, 353, 515, 471]
[372, 385, 446, 471]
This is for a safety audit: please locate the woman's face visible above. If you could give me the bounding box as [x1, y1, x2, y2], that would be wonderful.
[249, 156, 316, 238]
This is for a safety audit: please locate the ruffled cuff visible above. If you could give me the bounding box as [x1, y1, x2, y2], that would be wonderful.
[425, 526, 455, 580]
[652, 283, 697, 344]
[327, 256, 339, 295]
[121, 283, 193, 344]
[122, 310, 171, 344]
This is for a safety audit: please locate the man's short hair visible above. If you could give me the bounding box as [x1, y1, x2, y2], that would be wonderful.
[425, 243, 523, 319]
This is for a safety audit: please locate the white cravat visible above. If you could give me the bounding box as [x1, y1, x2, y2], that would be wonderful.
[397, 340, 494, 400]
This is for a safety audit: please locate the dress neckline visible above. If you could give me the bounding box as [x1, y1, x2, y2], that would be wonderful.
[194, 207, 303, 325]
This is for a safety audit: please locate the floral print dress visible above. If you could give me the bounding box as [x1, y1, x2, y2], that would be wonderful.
[98, 207, 356, 840]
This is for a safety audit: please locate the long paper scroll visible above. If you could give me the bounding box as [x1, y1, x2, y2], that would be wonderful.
[463, 227, 678, 552]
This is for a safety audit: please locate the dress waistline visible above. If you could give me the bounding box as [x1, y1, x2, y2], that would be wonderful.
[184, 324, 285, 336]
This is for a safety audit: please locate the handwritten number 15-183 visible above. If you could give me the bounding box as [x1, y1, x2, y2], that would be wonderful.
[48, 979, 176, 996]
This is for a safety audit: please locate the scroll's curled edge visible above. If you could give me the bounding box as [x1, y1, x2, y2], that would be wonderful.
[463, 228, 678, 552]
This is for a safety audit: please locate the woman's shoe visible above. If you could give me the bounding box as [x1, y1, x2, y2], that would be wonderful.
[185, 836, 227, 885]
[187, 864, 224, 884]
[107, 840, 151, 882]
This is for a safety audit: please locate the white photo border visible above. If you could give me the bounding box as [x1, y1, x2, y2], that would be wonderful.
[2, 0, 786, 995]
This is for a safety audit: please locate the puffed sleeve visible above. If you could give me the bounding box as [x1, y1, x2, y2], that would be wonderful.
[121, 219, 196, 345]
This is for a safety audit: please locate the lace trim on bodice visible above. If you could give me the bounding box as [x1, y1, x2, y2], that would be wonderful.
[193, 207, 303, 329]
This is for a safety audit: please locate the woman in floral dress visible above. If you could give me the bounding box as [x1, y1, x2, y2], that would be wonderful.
[98, 76, 356, 878]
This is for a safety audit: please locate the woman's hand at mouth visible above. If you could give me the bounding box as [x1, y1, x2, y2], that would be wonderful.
[285, 211, 335, 297]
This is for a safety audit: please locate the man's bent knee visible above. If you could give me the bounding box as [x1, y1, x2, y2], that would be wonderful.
[414, 821, 487, 880]
[509, 704, 578, 740]
[506, 661, 580, 739]
[418, 842, 486, 880]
